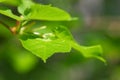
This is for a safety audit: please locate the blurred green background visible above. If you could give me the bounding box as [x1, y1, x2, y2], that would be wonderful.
[0, 0, 120, 80]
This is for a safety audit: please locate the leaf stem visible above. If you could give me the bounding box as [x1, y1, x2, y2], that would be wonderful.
[24, 21, 35, 32]
[0, 20, 22, 35]
[16, 21, 21, 31]
[0, 20, 13, 34]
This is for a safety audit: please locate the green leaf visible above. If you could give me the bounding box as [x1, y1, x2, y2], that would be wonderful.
[54, 26, 105, 63]
[20, 38, 71, 62]
[19, 23, 105, 63]
[0, 0, 5, 2]
[0, 7, 21, 20]
[53, 25, 73, 40]
[71, 42, 106, 63]
[2, 0, 21, 6]
[19, 24, 72, 62]
[18, 3, 72, 21]
[18, 0, 34, 15]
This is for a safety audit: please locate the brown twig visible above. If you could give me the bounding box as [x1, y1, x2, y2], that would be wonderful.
[13, 21, 21, 34]
[0, 20, 21, 35]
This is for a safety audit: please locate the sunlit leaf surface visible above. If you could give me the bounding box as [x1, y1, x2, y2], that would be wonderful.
[20, 25, 105, 63]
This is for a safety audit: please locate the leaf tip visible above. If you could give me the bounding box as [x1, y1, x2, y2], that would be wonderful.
[42, 59, 47, 63]
[94, 56, 107, 65]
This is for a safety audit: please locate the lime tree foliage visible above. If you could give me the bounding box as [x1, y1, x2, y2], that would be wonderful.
[0, 0, 106, 63]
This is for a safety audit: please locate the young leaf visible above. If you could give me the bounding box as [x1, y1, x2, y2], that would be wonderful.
[53, 25, 74, 40]
[2, 0, 21, 6]
[19, 22, 105, 63]
[19, 24, 72, 62]
[18, 0, 34, 15]
[20, 38, 71, 62]
[54, 26, 105, 63]
[18, 3, 72, 21]
[71, 42, 106, 63]
[0, 7, 21, 20]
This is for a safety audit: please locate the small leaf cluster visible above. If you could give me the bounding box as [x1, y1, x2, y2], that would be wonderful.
[0, 0, 106, 63]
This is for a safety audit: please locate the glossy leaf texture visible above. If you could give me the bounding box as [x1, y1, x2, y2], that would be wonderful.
[0, 6, 21, 20]
[19, 23, 105, 63]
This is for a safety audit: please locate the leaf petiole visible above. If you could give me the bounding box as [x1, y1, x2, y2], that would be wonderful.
[0, 20, 13, 34]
